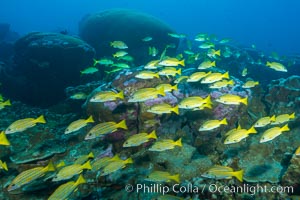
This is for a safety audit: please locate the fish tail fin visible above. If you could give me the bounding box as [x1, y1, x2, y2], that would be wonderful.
[211, 61, 216, 67]
[215, 50, 221, 56]
[3, 100, 11, 106]
[172, 84, 178, 91]
[248, 126, 257, 134]
[177, 68, 182, 75]
[204, 95, 212, 105]
[45, 161, 55, 172]
[290, 112, 296, 119]
[35, 115, 46, 124]
[241, 97, 248, 106]
[233, 170, 244, 182]
[270, 115, 276, 121]
[221, 118, 228, 125]
[117, 91, 125, 100]
[266, 61, 271, 66]
[85, 115, 94, 123]
[1, 161, 8, 171]
[204, 103, 212, 109]
[56, 161, 65, 168]
[148, 130, 157, 139]
[228, 80, 234, 85]
[172, 105, 179, 115]
[74, 174, 86, 186]
[255, 81, 259, 85]
[125, 158, 133, 164]
[82, 160, 92, 170]
[174, 138, 182, 147]
[223, 71, 229, 79]
[281, 124, 290, 132]
[171, 174, 180, 183]
[157, 87, 166, 97]
[0, 131, 10, 146]
[93, 59, 98, 66]
[117, 119, 128, 130]
[88, 152, 94, 159]
[180, 59, 185, 67]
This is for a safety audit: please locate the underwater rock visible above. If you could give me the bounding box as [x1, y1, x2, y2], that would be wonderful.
[0, 23, 10, 41]
[0, 42, 14, 61]
[282, 155, 300, 190]
[2, 32, 95, 107]
[265, 75, 300, 115]
[149, 143, 213, 180]
[79, 9, 179, 66]
[236, 142, 283, 183]
[10, 139, 67, 164]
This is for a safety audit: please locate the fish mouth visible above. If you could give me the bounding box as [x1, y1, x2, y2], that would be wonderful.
[7, 185, 17, 192]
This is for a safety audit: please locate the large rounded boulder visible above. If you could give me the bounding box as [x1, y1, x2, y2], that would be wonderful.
[79, 9, 179, 66]
[2, 32, 95, 106]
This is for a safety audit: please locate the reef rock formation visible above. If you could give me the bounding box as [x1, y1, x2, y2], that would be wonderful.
[2, 32, 95, 106]
[79, 9, 179, 66]
[282, 154, 300, 191]
[0, 23, 10, 41]
[265, 75, 300, 115]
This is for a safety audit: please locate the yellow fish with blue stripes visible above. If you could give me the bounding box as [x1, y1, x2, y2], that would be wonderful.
[5, 115, 46, 134]
[65, 116, 94, 134]
[90, 91, 124, 102]
[85, 119, 128, 140]
[147, 103, 179, 115]
[52, 160, 92, 182]
[8, 161, 55, 191]
[199, 118, 228, 131]
[128, 88, 165, 102]
[48, 174, 86, 200]
[100, 158, 133, 176]
[149, 138, 182, 151]
[260, 124, 290, 143]
[123, 130, 157, 147]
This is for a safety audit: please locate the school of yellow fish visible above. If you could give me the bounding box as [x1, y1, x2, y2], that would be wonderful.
[0, 31, 298, 199]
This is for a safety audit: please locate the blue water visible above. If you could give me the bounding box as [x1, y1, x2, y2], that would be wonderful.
[0, 0, 299, 55]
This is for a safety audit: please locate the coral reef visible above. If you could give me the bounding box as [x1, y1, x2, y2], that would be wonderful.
[0, 12, 300, 200]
